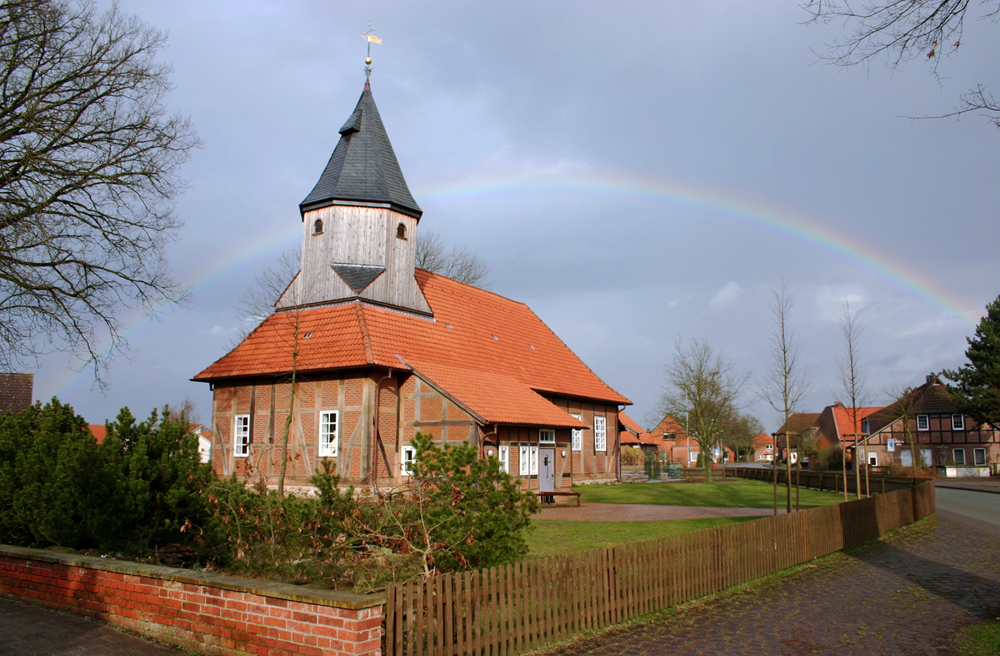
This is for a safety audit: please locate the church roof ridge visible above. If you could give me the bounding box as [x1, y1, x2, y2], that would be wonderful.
[299, 81, 422, 218]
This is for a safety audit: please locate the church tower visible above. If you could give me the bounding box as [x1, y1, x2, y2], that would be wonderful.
[279, 79, 431, 314]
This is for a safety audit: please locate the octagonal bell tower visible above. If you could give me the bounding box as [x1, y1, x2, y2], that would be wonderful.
[280, 79, 430, 315]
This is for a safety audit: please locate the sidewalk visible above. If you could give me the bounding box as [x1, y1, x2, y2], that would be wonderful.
[545, 515, 999, 656]
[0, 597, 185, 656]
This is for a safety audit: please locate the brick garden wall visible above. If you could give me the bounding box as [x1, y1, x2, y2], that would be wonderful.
[0, 545, 385, 656]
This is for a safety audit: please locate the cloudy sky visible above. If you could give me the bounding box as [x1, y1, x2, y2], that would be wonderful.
[33, 0, 1000, 431]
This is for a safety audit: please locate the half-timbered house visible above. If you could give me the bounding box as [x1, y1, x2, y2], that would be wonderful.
[194, 80, 629, 493]
[862, 374, 999, 469]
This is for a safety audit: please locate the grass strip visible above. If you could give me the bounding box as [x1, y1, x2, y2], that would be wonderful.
[576, 478, 845, 509]
[526, 516, 758, 559]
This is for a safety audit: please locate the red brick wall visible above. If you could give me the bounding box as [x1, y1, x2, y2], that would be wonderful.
[0, 546, 384, 656]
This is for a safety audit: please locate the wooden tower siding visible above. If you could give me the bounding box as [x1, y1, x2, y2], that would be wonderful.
[286, 205, 429, 314]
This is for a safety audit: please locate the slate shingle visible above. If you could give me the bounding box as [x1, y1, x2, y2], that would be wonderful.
[299, 80, 422, 218]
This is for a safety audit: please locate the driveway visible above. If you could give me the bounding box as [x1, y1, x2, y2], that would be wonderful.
[545, 513, 1000, 656]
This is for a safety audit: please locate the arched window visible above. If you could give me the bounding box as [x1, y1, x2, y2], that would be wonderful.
[313, 219, 323, 235]
[396, 222, 406, 239]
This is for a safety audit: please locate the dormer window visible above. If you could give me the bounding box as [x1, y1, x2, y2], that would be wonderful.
[396, 222, 406, 239]
[313, 219, 323, 235]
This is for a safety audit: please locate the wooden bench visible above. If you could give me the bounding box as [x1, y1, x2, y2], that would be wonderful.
[537, 491, 581, 507]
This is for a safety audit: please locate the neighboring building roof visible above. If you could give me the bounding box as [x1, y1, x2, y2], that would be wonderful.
[195, 269, 629, 425]
[752, 433, 774, 448]
[0, 373, 33, 416]
[865, 374, 963, 436]
[775, 413, 821, 437]
[811, 402, 882, 448]
[619, 411, 651, 443]
[299, 80, 422, 218]
[648, 414, 689, 443]
[88, 424, 107, 444]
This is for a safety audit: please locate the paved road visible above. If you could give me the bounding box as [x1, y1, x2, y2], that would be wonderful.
[546, 505, 1000, 656]
[936, 485, 1000, 537]
[0, 597, 186, 656]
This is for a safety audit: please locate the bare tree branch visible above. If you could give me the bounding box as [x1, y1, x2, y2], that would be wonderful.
[804, 0, 1000, 129]
[0, 0, 199, 383]
[415, 229, 491, 289]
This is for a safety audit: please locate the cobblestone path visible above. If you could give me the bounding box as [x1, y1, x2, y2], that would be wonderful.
[545, 517, 1000, 656]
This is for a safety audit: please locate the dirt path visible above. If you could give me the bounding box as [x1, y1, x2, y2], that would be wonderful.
[544, 516, 1000, 656]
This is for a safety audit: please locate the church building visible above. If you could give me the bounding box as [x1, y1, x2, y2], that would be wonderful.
[194, 79, 630, 493]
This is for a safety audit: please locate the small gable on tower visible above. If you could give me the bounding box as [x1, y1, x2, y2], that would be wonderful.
[283, 79, 430, 314]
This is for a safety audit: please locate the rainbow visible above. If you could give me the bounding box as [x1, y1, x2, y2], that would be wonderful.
[42, 172, 980, 401]
[416, 173, 981, 327]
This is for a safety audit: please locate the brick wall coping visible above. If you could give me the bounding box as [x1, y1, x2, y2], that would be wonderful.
[0, 543, 385, 611]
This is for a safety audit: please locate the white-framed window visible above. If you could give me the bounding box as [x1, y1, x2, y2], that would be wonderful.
[319, 411, 338, 457]
[401, 445, 416, 476]
[539, 429, 555, 444]
[868, 453, 877, 467]
[571, 414, 582, 451]
[594, 416, 607, 452]
[952, 414, 965, 431]
[499, 446, 510, 473]
[234, 414, 250, 457]
[520, 446, 538, 474]
[916, 414, 929, 431]
[975, 448, 987, 466]
[953, 448, 966, 466]
[689, 450, 698, 463]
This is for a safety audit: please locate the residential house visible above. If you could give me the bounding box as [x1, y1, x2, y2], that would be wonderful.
[194, 80, 630, 494]
[774, 412, 821, 463]
[646, 414, 735, 465]
[619, 411, 655, 462]
[751, 433, 776, 462]
[862, 374, 1000, 468]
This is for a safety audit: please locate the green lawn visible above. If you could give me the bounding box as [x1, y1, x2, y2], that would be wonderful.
[576, 478, 845, 509]
[526, 517, 759, 559]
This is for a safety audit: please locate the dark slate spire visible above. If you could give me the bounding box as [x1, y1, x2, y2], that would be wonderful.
[299, 80, 422, 218]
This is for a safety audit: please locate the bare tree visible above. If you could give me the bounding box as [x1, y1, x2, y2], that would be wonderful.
[0, 0, 199, 382]
[235, 247, 307, 499]
[883, 384, 924, 470]
[719, 412, 763, 464]
[656, 339, 749, 482]
[804, 0, 1000, 129]
[415, 230, 491, 288]
[759, 284, 811, 513]
[838, 301, 872, 499]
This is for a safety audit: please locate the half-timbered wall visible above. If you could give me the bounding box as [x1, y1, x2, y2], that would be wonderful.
[866, 413, 1000, 467]
[210, 372, 400, 489]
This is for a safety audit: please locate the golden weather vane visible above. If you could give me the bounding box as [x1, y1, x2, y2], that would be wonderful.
[361, 23, 381, 77]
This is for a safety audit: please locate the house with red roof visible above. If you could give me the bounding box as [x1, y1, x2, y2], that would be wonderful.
[811, 403, 882, 458]
[861, 374, 999, 469]
[751, 433, 776, 462]
[646, 414, 735, 465]
[194, 80, 630, 493]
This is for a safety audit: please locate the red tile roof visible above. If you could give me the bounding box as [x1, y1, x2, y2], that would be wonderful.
[831, 406, 882, 441]
[196, 270, 629, 425]
[88, 424, 107, 444]
[620, 431, 642, 445]
[619, 411, 651, 442]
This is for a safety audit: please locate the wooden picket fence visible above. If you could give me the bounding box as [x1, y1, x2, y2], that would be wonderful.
[382, 481, 935, 656]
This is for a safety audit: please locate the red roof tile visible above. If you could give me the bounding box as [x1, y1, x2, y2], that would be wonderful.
[620, 431, 642, 445]
[406, 360, 587, 428]
[88, 424, 107, 444]
[196, 270, 629, 424]
[619, 411, 651, 442]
